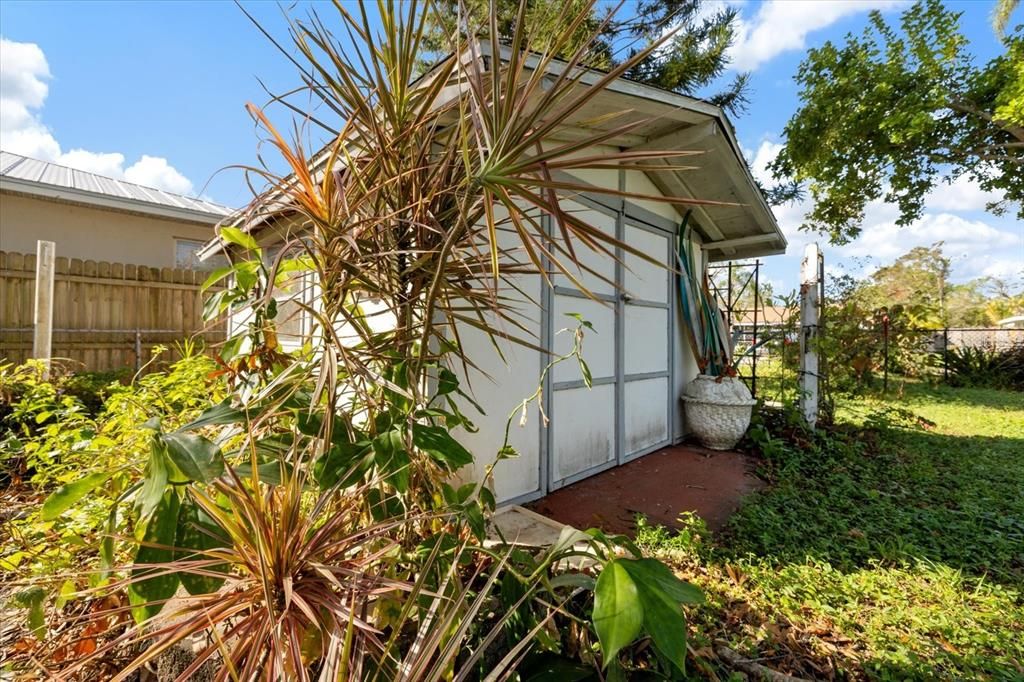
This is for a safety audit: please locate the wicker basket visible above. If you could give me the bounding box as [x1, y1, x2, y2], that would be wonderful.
[682, 375, 757, 450]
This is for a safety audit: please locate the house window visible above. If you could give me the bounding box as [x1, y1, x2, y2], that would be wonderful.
[175, 238, 227, 271]
[265, 244, 313, 348]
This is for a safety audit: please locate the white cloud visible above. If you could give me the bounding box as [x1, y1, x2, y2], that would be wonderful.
[746, 138, 1023, 285]
[0, 37, 195, 195]
[123, 155, 193, 195]
[842, 211, 1022, 278]
[748, 140, 782, 186]
[925, 174, 1002, 213]
[727, 0, 905, 71]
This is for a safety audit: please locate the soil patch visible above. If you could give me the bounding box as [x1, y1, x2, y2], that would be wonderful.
[526, 443, 764, 535]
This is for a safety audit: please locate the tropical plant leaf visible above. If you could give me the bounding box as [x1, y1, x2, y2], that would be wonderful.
[620, 558, 704, 605]
[129, 490, 181, 623]
[135, 444, 169, 522]
[233, 460, 294, 486]
[175, 495, 228, 596]
[412, 423, 473, 469]
[313, 440, 372, 488]
[41, 471, 110, 520]
[592, 559, 643, 667]
[13, 587, 46, 640]
[178, 400, 245, 431]
[373, 429, 411, 493]
[162, 432, 225, 482]
[631, 576, 687, 673]
[219, 226, 259, 251]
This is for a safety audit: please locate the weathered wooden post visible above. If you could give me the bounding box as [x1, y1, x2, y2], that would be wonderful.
[799, 243, 820, 428]
[33, 240, 57, 378]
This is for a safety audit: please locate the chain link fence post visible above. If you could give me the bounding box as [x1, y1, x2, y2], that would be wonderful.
[943, 328, 949, 383]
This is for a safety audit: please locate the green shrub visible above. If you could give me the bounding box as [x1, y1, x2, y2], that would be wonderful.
[0, 349, 223, 580]
[946, 343, 1024, 390]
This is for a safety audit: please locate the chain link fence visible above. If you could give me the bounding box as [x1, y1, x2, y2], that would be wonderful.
[877, 326, 1024, 391]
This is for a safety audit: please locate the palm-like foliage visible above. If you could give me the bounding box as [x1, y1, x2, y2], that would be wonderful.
[220, 0, 723, 455]
[38, 3, 721, 677]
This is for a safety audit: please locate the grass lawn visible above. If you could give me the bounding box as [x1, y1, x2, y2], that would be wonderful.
[640, 382, 1024, 680]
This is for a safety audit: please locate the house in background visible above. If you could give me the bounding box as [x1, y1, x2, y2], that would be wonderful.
[0, 151, 231, 269]
[0, 151, 234, 372]
[203, 46, 787, 506]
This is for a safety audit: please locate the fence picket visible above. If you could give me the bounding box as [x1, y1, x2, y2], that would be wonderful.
[0, 250, 225, 372]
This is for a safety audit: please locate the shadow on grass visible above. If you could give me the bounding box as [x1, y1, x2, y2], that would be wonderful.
[686, 392, 1024, 679]
[722, 426, 1024, 584]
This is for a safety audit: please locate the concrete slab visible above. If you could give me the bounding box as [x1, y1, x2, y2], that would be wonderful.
[487, 504, 574, 548]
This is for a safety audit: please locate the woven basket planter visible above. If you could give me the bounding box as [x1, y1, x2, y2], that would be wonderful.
[682, 375, 757, 450]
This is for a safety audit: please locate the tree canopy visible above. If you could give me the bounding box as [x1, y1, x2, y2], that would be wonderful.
[771, 0, 1023, 244]
[423, 0, 751, 115]
[852, 243, 1023, 327]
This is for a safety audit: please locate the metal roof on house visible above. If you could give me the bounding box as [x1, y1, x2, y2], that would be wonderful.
[0, 150, 233, 223]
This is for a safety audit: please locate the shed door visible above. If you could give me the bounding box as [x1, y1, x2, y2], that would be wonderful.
[621, 220, 672, 461]
[548, 205, 619, 488]
[546, 205, 674, 491]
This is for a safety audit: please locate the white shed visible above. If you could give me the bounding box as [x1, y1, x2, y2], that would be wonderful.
[203, 46, 785, 507]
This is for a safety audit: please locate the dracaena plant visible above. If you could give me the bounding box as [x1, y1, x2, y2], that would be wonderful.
[17, 1, 715, 677]
[199, 0, 724, 505]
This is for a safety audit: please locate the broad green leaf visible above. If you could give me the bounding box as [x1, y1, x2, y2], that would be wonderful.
[313, 441, 372, 488]
[129, 490, 181, 623]
[436, 367, 459, 396]
[100, 504, 117, 575]
[178, 401, 245, 431]
[162, 432, 224, 482]
[373, 430, 410, 493]
[620, 558, 704, 605]
[55, 580, 77, 609]
[233, 460, 294, 486]
[200, 265, 236, 292]
[41, 471, 110, 520]
[549, 573, 596, 591]
[233, 261, 261, 292]
[219, 226, 259, 251]
[579, 358, 593, 388]
[175, 495, 228, 596]
[13, 587, 46, 640]
[412, 423, 473, 469]
[564, 312, 595, 331]
[548, 526, 592, 556]
[135, 444, 169, 522]
[632, 575, 687, 673]
[592, 559, 643, 667]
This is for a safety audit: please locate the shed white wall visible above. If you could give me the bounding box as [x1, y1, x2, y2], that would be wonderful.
[219, 166, 706, 504]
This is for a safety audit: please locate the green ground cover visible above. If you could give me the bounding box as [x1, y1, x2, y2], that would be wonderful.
[640, 382, 1024, 680]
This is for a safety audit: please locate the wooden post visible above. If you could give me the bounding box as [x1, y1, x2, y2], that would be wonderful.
[33, 240, 57, 377]
[799, 243, 820, 428]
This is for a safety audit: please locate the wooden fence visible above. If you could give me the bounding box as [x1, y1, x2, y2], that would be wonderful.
[0, 250, 225, 373]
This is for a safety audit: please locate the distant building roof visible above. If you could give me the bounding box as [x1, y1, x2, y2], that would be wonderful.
[0, 150, 233, 224]
[732, 305, 790, 326]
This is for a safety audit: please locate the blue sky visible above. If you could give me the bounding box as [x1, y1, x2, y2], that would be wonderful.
[1, 0, 1021, 293]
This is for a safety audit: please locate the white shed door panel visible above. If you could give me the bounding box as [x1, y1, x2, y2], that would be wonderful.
[551, 383, 616, 483]
[621, 221, 672, 462]
[548, 202, 619, 487]
[547, 207, 673, 490]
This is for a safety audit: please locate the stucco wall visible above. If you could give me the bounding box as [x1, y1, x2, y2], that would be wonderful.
[0, 192, 215, 268]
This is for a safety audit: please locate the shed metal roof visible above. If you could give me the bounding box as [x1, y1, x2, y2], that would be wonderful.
[0, 151, 233, 223]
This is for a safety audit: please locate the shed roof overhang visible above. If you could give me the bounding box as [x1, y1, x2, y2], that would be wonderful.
[199, 43, 785, 262]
